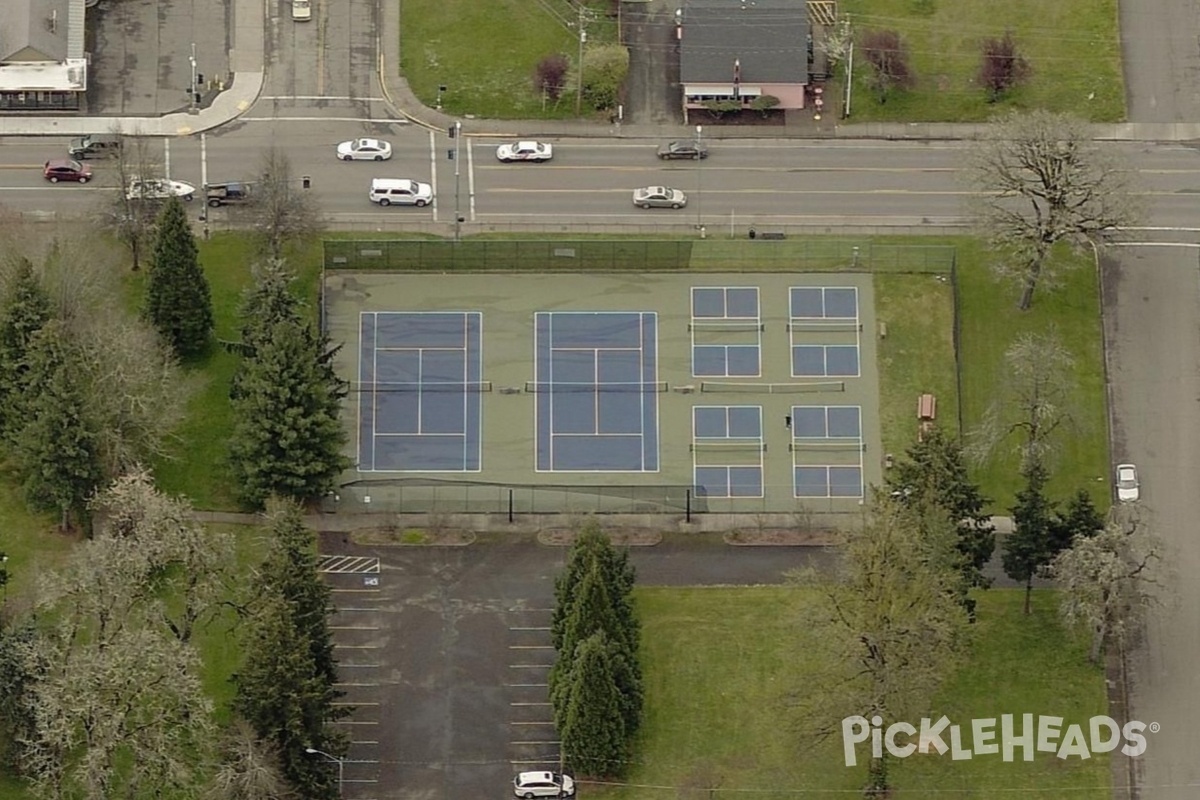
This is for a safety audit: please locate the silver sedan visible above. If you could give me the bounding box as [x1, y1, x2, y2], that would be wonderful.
[633, 186, 688, 209]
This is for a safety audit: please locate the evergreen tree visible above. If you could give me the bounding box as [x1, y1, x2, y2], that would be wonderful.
[559, 631, 627, 779]
[1049, 489, 1105, 554]
[16, 321, 101, 530]
[887, 428, 996, 603]
[550, 561, 623, 731]
[1003, 461, 1055, 614]
[144, 197, 213, 358]
[240, 259, 304, 350]
[234, 500, 346, 800]
[229, 315, 349, 507]
[0, 259, 52, 442]
[551, 523, 637, 652]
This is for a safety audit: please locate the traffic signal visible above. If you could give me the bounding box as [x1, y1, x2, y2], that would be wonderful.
[448, 125, 456, 139]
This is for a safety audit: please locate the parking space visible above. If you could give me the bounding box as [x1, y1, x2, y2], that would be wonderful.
[506, 607, 561, 775]
[320, 556, 385, 798]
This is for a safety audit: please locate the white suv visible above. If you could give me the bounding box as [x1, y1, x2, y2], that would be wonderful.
[368, 178, 433, 207]
[513, 771, 575, 798]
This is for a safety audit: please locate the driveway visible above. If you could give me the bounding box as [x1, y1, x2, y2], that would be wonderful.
[1103, 246, 1200, 799]
[1120, 0, 1200, 122]
[622, 0, 682, 125]
[319, 538, 834, 799]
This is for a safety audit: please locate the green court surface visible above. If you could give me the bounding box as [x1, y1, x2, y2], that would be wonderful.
[324, 272, 881, 515]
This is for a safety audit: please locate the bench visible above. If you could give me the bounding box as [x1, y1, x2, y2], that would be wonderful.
[758, 231, 786, 240]
[917, 393, 937, 441]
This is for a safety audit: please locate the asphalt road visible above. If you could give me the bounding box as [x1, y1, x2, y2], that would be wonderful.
[1120, 0, 1200, 122]
[1104, 245, 1200, 799]
[9, 132, 1200, 236]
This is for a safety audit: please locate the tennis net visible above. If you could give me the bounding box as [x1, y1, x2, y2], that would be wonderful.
[690, 440, 766, 453]
[688, 320, 764, 333]
[700, 381, 845, 394]
[524, 381, 669, 393]
[355, 381, 493, 393]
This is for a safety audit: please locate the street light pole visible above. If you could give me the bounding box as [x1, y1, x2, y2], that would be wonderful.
[695, 125, 703, 233]
[305, 747, 344, 798]
[189, 42, 197, 113]
[575, 6, 588, 116]
[453, 121, 462, 241]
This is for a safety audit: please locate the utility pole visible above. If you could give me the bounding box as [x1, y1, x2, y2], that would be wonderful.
[452, 121, 462, 241]
[695, 124, 703, 233]
[843, 17, 854, 118]
[575, 5, 589, 116]
[188, 42, 198, 113]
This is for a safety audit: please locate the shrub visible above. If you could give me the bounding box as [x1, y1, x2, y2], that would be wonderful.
[862, 29, 914, 103]
[533, 53, 571, 101]
[978, 31, 1031, 102]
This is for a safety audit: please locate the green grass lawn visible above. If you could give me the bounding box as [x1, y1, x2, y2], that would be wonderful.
[956, 242, 1110, 512]
[598, 587, 1109, 799]
[838, 0, 1124, 122]
[399, 0, 617, 119]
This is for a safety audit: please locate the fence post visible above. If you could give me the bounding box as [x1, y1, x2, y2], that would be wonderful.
[508, 489, 514, 523]
[686, 489, 692, 523]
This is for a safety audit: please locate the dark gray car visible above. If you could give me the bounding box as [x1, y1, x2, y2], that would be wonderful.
[68, 135, 122, 160]
[657, 140, 708, 160]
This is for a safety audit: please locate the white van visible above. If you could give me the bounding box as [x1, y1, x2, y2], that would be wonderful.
[291, 0, 312, 21]
[369, 178, 433, 207]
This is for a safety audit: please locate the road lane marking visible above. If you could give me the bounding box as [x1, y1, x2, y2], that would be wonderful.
[484, 187, 981, 195]
[467, 139, 476, 221]
[429, 128, 438, 223]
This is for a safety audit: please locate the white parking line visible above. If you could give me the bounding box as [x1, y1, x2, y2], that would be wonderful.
[332, 701, 380, 706]
[332, 720, 379, 725]
[510, 702, 552, 707]
[334, 644, 382, 649]
[334, 682, 380, 687]
[505, 683, 549, 688]
[338, 663, 382, 668]
[330, 625, 381, 631]
[511, 741, 561, 746]
[509, 626, 552, 631]
[510, 664, 553, 668]
[509, 645, 555, 649]
[511, 721, 557, 726]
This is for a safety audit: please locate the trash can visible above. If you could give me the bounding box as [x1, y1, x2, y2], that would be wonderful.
[748, 227, 756, 240]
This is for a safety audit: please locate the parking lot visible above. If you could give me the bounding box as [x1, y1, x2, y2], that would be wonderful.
[318, 536, 830, 799]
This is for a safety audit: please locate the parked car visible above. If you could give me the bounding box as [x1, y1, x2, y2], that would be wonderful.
[633, 185, 687, 209]
[291, 0, 312, 20]
[205, 181, 253, 207]
[496, 141, 553, 162]
[68, 134, 122, 160]
[126, 178, 196, 201]
[368, 178, 433, 207]
[657, 140, 708, 160]
[337, 138, 392, 161]
[43, 158, 93, 183]
[513, 771, 575, 799]
[1116, 463, 1140, 502]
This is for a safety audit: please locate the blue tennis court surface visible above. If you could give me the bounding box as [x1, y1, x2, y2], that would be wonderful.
[691, 286, 761, 377]
[535, 311, 659, 472]
[790, 404, 864, 498]
[692, 405, 764, 498]
[790, 286, 861, 378]
[358, 312, 483, 471]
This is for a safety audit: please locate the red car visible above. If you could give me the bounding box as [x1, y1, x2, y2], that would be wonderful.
[43, 158, 92, 183]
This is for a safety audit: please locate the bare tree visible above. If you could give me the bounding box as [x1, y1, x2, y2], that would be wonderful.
[862, 30, 914, 103]
[971, 330, 1077, 471]
[790, 493, 970, 795]
[18, 520, 215, 799]
[252, 147, 322, 260]
[1049, 509, 1164, 665]
[817, 16, 853, 68]
[978, 31, 1031, 102]
[206, 718, 297, 800]
[91, 469, 234, 642]
[967, 110, 1138, 310]
[103, 130, 164, 272]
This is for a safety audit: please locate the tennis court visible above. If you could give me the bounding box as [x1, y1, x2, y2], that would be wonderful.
[325, 272, 882, 513]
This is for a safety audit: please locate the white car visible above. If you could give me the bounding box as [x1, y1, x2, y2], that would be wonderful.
[513, 772, 575, 799]
[336, 138, 393, 162]
[1116, 463, 1139, 502]
[291, 0, 311, 20]
[369, 178, 433, 207]
[633, 185, 687, 209]
[496, 141, 553, 163]
[125, 178, 196, 201]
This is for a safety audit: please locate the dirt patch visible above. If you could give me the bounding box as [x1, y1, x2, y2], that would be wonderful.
[350, 527, 476, 546]
[537, 529, 663, 547]
[724, 529, 839, 546]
